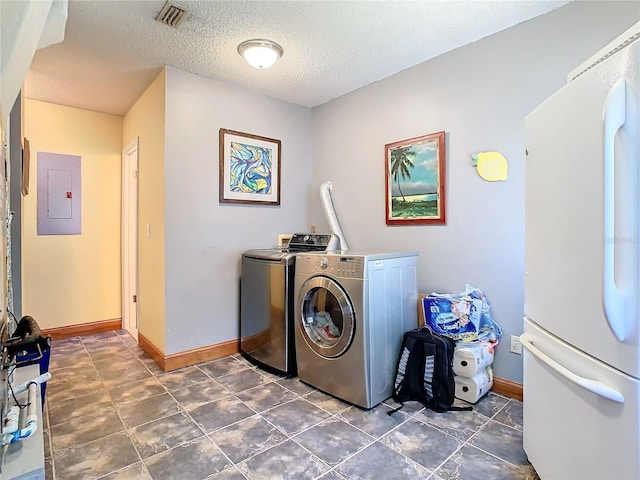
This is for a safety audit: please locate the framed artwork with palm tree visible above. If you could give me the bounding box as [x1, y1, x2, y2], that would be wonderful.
[385, 131, 446, 225]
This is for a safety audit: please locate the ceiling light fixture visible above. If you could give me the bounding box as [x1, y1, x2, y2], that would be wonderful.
[237, 39, 283, 69]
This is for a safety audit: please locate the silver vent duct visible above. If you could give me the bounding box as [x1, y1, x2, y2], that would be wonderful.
[320, 181, 348, 251]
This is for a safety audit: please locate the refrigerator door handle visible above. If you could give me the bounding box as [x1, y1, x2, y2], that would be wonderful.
[521, 333, 625, 403]
[602, 80, 631, 342]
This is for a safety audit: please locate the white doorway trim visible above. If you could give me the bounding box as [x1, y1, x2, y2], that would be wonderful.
[122, 139, 139, 340]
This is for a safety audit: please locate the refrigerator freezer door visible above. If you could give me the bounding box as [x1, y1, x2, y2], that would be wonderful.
[523, 318, 640, 479]
[524, 40, 640, 377]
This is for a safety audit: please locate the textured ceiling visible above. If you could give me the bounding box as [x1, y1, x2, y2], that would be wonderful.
[25, 0, 571, 116]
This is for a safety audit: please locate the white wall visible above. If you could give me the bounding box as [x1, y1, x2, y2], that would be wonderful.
[311, 1, 640, 382]
[163, 67, 312, 355]
[0, 0, 65, 122]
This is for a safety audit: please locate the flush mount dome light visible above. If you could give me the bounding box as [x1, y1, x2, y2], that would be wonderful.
[237, 39, 283, 69]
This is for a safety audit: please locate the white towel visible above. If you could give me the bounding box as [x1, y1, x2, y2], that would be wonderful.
[454, 366, 493, 404]
[452, 342, 494, 377]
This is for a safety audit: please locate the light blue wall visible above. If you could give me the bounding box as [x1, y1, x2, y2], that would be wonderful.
[163, 67, 313, 355]
[310, 1, 640, 382]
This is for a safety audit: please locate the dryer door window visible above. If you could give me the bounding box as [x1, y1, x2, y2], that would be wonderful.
[298, 276, 355, 358]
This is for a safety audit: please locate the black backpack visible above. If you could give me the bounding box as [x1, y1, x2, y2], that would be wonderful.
[388, 327, 472, 415]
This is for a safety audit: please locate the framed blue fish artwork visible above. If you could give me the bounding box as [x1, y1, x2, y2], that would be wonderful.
[219, 128, 281, 205]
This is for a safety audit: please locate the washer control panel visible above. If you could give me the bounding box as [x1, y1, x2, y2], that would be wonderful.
[287, 233, 339, 252]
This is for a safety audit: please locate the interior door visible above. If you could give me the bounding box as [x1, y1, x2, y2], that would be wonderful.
[122, 139, 139, 340]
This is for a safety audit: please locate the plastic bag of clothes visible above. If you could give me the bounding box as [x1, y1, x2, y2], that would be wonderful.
[422, 284, 502, 342]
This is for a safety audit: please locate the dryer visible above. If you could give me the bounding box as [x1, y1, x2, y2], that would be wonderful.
[294, 251, 418, 409]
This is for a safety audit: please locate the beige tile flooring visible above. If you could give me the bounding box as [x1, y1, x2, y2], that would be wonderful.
[43, 330, 538, 479]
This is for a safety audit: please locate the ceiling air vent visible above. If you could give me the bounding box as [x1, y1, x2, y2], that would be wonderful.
[155, 1, 189, 28]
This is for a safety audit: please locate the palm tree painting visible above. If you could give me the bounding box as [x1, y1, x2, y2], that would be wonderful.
[385, 131, 446, 225]
[390, 146, 415, 203]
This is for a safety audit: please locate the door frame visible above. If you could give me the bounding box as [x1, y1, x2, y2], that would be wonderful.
[122, 139, 139, 340]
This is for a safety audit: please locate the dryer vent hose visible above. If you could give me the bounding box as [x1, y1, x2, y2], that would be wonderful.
[320, 181, 348, 251]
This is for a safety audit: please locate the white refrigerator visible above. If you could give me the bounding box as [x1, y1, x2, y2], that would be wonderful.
[523, 22, 640, 480]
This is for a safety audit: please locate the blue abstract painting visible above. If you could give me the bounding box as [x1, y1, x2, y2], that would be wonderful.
[229, 141, 272, 194]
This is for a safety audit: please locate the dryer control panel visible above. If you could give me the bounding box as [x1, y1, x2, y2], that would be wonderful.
[334, 256, 364, 278]
[296, 254, 365, 278]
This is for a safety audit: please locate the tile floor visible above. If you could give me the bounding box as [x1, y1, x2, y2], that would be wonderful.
[42, 330, 539, 480]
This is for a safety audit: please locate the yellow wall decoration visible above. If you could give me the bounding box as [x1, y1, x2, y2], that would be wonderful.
[471, 151, 508, 181]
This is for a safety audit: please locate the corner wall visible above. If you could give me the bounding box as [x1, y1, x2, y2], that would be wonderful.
[0, 0, 55, 121]
[9, 94, 22, 318]
[123, 70, 167, 352]
[163, 67, 312, 355]
[311, 1, 640, 382]
[23, 99, 123, 329]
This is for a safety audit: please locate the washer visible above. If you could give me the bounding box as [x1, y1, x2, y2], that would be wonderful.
[240, 249, 296, 376]
[239, 234, 340, 377]
[294, 251, 418, 409]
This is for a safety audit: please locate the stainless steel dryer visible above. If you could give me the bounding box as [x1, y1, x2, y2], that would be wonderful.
[294, 251, 418, 409]
[239, 234, 339, 376]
